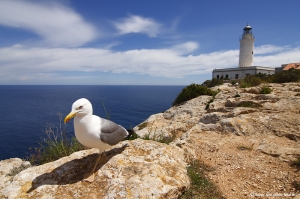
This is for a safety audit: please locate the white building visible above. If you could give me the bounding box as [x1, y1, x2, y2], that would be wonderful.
[212, 24, 275, 79]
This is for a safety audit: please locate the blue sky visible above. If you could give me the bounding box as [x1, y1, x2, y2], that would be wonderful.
[0, 0, 299, 85]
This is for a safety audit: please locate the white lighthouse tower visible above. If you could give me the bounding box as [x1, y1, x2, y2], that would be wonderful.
[238, 24, 255, 68]
[212, 23, 274, 80]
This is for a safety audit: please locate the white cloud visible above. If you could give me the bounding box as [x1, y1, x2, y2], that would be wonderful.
[254, 45, 287, 55]
[254, 47, 300, 66]
[171, 42, 199, 54]
[113, 14, 161, 37]
[0, 0, 98, 46]
[0, 43, 299, 84]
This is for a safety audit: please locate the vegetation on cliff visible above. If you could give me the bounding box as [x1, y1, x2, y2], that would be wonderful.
[180, 160, 224, 199]
[202, 78, 224, 87]
[173, 69, 299, 107]
[240, 75, 262, 88]
[27, 114, 88, 165]
[172, 83, 218, 106]
[240, 69, 300, 88]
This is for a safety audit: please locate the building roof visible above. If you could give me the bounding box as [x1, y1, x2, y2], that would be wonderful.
[283, 63, 300, 70]
[213, 66, 274, 72]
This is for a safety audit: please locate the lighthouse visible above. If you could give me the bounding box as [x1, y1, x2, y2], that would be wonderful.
[212, 23, 274, 80]
[238, 24, 255, 68]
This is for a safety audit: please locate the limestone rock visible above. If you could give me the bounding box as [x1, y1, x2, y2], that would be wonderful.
[0, 158, 31, 199]
[134, 83, 300, 198]
[1, 139, 189, 199]
[134, 96, 211, 140]
[243, 87, 261, 94]
[256, 142, 300, 161]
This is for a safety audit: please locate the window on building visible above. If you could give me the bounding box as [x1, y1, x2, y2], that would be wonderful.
[225, 74, 228, 79]
[235, 74, 239, 79]
[246, 73, 250, 76]
[217, 75, 219, 79]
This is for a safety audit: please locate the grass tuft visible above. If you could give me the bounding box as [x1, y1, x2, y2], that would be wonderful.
[260, 86, 272, 94]
[142, 132, 176, 144]
[180, 160, 224, 199]
[137, 122, 148, 130]
[240, 75, 262, 88]
[123, 129, 140, 141]
[26, 113, 88, 165]
[237, 145, 253, 151]
[237, 101, 262, 108]
[291, 156, 300, 171]
[292, 180, 300, 191]
[205, 98, 214, 110]
[6, 164, 31, 177]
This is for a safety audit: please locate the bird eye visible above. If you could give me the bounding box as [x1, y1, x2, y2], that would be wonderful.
[79, 106, 83, 109]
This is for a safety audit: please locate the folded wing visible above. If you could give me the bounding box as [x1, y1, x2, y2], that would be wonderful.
[99, 118, 129, 145]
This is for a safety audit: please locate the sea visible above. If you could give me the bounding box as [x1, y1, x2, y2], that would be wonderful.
[0, 85, 185, 161]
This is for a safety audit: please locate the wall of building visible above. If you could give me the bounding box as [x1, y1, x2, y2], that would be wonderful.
[256, 69, 274, 75]
[213, 69, 255, 79]
[212, 67, 274, 80]
[275, 67, 283, 73]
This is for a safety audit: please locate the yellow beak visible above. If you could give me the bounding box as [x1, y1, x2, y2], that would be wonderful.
[64, 111, 77, 124]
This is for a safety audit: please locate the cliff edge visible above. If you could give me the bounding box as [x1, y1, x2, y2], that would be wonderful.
[1, 140, 188, 199]
[134, 82, 300, 198]
[1, 83, 300, 198]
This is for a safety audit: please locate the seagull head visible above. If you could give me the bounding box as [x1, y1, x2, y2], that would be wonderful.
[64, 98, 93, 124]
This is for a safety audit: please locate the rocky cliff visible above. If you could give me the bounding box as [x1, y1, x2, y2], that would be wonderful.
[1, 83, 300, 199]
[134, 82, 300, 198]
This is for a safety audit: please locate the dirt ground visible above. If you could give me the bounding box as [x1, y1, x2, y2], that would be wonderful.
[186, 131, 300, 199]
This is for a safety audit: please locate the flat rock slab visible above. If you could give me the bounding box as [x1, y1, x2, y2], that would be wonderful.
[2, 139, 189, 199]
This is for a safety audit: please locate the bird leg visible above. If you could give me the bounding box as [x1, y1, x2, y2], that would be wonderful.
[83, 150, 106, 182]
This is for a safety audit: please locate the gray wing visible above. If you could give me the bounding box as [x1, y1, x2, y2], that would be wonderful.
[99, 118, 129, 145]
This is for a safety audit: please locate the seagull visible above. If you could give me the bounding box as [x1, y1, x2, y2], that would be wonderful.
[64, 98, 129, 182]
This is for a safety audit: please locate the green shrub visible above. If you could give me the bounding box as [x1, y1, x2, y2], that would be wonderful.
[172, 83, 218, 106]
[255, 72, 272, 82]
[240, 75, 262, 88]
[206, 78, 224, 88]
[270, 69, 300, 83]
[225, 70, 300, 88]
[260, 86, 272, 94]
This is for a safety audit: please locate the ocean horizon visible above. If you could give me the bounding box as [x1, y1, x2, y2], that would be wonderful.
[0, 85, 185, 160]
